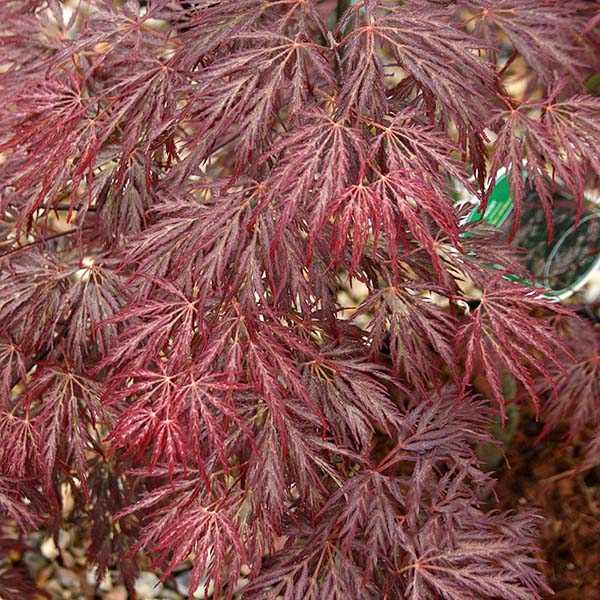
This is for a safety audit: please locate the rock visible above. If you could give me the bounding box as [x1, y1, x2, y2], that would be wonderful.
[44, 578, 66, 598]
[57, 566, 82, 590]
[61, 482, 75, 519]
[57, 528, 72, 551]
[87, 567, 113, 592]
[62, 550, 76, 568]
[34, 563, 54, 587]
[135, 571, 164, 599]
[23, 551, 48, 578]
[240, 564, 251, 576]
[156, 589, 185, 600]
[99, 571, 114, 592]
[174, 571, 214, 599]
[103, 584, 128, 600]
[71, 543, 87, 559]
[40, 536, 60, 561]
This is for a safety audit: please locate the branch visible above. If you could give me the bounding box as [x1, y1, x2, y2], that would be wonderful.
[0, 227, 93, 260]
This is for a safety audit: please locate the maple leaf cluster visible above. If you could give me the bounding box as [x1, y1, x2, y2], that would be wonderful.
[0, 1, 599, 598]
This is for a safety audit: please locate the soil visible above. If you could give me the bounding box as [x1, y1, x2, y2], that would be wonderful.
[493, 404, 600, 600]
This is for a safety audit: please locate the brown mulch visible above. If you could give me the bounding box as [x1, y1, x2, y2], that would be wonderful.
[493, 404, 600, 600]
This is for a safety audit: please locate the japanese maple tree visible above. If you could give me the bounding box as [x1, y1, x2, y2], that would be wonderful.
[0, 1, 599, 598]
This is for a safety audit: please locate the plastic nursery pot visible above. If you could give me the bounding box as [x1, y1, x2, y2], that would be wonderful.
[464, 168, 600, 300]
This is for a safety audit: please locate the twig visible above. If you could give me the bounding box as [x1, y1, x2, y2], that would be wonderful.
[540, 463, 599, 483]
[0, 226, 93, 260]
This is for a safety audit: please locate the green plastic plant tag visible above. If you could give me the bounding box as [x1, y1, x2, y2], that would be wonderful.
[466, 170, 600, 299]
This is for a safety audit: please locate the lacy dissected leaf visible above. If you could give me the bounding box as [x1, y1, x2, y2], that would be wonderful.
[123, 482, 248, 600]
[401, 508, 548, 600]
[0, 341, 27, 407]
[455, 277, 571, 420]
[368, 108, 472, 196]
[307, 393, 495, 589]
[85, 455, 140, 595]
[125, 187, 253, 285]
[334, 9, 388, 119]
[244, 411, 345, 535]
[242, 532, 380, 600]
[0, 3, 182, 228]
[63, 259, 129, 369]
[235, 316, 324, 431]
[353, 284, 457, 390]
[26, 363, 105, 492]
[246, 206, 326, 315]
[185, 31, 335, 160]
[0, 408, 42, 480]
[105, 366, 190, 477]
[97, 277, 202, 370]
[541, 94, 600, 181]
[462, 0, 589, 83]
[0, 249, 71, 354]
[55, 0, 178, 62]
[92, 149, 153, 246]
[106, 363, 251, 480]
[336, 0, 495, 127]
[245, 414, 291, 534]
[376, 171, 460, 261]
[179, 369, 254, 471]
[94, 59, 182, 183]
[0, 479, 42, 530]
[232, 324, 348, 517]
[302, 345, 402, 449]
[243, 349, 332, 512]
[132, 189, 314, 315]
[0, 1, 79, 79]
[440, 218, 530, 288]
[263, 109, 366, 240]
[317, 469, 406, 579]
[244, 429, 529, 599]
[0, 74, 104, 227]
[285, 420, 351, 512]
[536, 317, 600, 444]
[171, 0, 266, 62]
[375, 390, 494, 476]
[173, 0, 327, 67]
[488, 94, 600, 238]
[124, 185, 296, 312]
[325, 170, 460, 274]
[155, 500, 247, 600]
